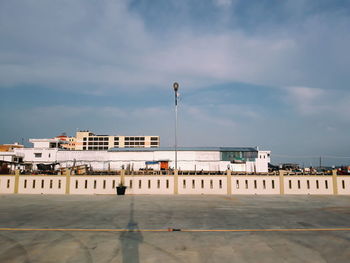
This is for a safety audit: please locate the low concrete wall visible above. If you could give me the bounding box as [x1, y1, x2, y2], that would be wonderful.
[1, 172, 349, 195]
[18, 175, 66, 195]
[232, 176, 280, 195]
[0, 176, 15, 194]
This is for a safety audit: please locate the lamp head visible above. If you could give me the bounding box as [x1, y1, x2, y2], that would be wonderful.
[173, 82, 179, 92]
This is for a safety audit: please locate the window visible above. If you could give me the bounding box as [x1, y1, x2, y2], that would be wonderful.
[245, 180, 248, 189]
[58, 180, 61, 189]
[76, 180, 78, 189]
[83, 137, 87, 141]
[236, 180, 239, 189]
[112, 180, 116, 189]
[34, 153, 42, 158]
[316, 180, 319, 189]
[50, 180, 53, 189]
[289, 180, 292, 189]
[307, 180, 310, 189]
[157, 180, 160, 189]
[24, 180, 27, 188]
[297, 180, 301, 189]
[254, 180, 257, 189]
[7, 179, 10, 188]
[148, 180, 151, 189]
[325, 180, 328, 189]
[210, 180, 213, 189]
[151, 142, 158, 145]
[166, 180, 169, 189]
[114, 137, 119, 141]
[85, 180, 88, 189]
[219, 180, 222, 189]
[41, 180, 44, 189]
[192, 180, 195, 189]
[183, 180, 186, 188]
[32, 180, 36, 188]
[103, 180, 106, 189]
[201, 180, 204, 189]
[139, 180, 142, 189]
[263, 180, 266, 189]
[130, 180, 133, 189]
[272, 180, 275, 189]
[151, 137, 158, 141]
[342, 180, 345, 189]
[94, 180, 97, 189]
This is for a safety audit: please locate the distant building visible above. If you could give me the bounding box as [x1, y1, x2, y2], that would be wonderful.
[0, 143, 24, 152]
[73, 131, 160, 150]
[14, 145, 271, 173]
[27, 130, 162, 151]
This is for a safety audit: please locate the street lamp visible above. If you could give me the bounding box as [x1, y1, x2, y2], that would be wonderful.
[173, 82, 179, 170]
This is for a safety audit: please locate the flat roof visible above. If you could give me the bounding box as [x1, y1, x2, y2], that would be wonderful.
[108, 147, 258, 152]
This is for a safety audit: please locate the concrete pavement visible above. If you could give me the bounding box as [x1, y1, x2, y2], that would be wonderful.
[0, 195, 349, 262]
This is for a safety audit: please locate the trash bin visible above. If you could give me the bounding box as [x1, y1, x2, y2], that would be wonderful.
[116, 186, 126, 195]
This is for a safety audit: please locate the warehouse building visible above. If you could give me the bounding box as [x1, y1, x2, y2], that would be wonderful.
[14, 141, 270, 173]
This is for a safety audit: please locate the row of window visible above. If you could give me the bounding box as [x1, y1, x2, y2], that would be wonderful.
[125, 137, 146, 141]
[75, 179, 115, 189]
[129, 179, 169, 189]
[74, 179, 170, 190]
[183, 179, 223, 189]
[83, 147, 109, 150]
[236, 179, 275, 189]
[84, 137, 109, 141]
[23, 179, 62, 189]
[0, 179, 349, 191]
[83, 142, 109, 145]
[125, 142, 145, 146]
[288, 179, 330, 190]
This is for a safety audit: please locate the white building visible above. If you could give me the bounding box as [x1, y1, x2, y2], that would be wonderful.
[15, 140, 271, 172]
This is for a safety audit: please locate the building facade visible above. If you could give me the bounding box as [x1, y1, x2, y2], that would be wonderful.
[56, 131, 160, 150]
[14, 145, 271, 173]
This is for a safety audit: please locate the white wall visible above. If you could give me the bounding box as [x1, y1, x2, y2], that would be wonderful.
[18, 176, 66, 194]
[124, 176, 174, 195]
[284, 176, 333, 195]
[1, 174, 350, 195]
[0, 176, 15, 193]
[337, 177, 350, 195]
[70, 176, 120, 195]
[178, 176, 227, 195]
[15, 148, 58, 164]
[15, 148, 269, 172]
[232, 176, 280, 195]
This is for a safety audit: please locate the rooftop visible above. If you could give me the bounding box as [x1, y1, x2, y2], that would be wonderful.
[108, 147, 258, 152]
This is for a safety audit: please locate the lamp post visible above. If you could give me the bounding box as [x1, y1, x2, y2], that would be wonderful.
[173, 82, 179, 170]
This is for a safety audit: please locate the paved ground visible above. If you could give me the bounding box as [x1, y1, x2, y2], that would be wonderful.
[0, 194, 350, 263]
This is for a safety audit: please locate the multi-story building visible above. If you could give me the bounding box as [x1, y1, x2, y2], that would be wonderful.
[73, 131, 160, 150]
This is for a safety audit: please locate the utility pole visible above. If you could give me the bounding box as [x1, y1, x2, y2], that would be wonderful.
[173, 82, 179, 170]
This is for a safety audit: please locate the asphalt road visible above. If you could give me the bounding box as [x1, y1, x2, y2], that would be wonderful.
[0, 194, 349, 263]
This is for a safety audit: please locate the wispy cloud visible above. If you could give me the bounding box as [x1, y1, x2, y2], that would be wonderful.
[0, 0, 349, 93]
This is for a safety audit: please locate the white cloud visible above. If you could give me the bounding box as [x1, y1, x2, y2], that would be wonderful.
[213, 0, 235, 8]
[284, 86, 350, 121]
[0, 0, 349, 93]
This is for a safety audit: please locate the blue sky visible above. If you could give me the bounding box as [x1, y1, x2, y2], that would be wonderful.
[1, 0, 350, 166]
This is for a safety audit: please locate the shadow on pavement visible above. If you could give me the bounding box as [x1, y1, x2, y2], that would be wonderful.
[119, 196, 143, 263]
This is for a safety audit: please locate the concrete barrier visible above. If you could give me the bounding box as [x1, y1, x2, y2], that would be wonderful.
[1, 171, 349, 195]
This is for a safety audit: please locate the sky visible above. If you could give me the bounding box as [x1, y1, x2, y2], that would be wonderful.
[1, 0, 350, 166]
